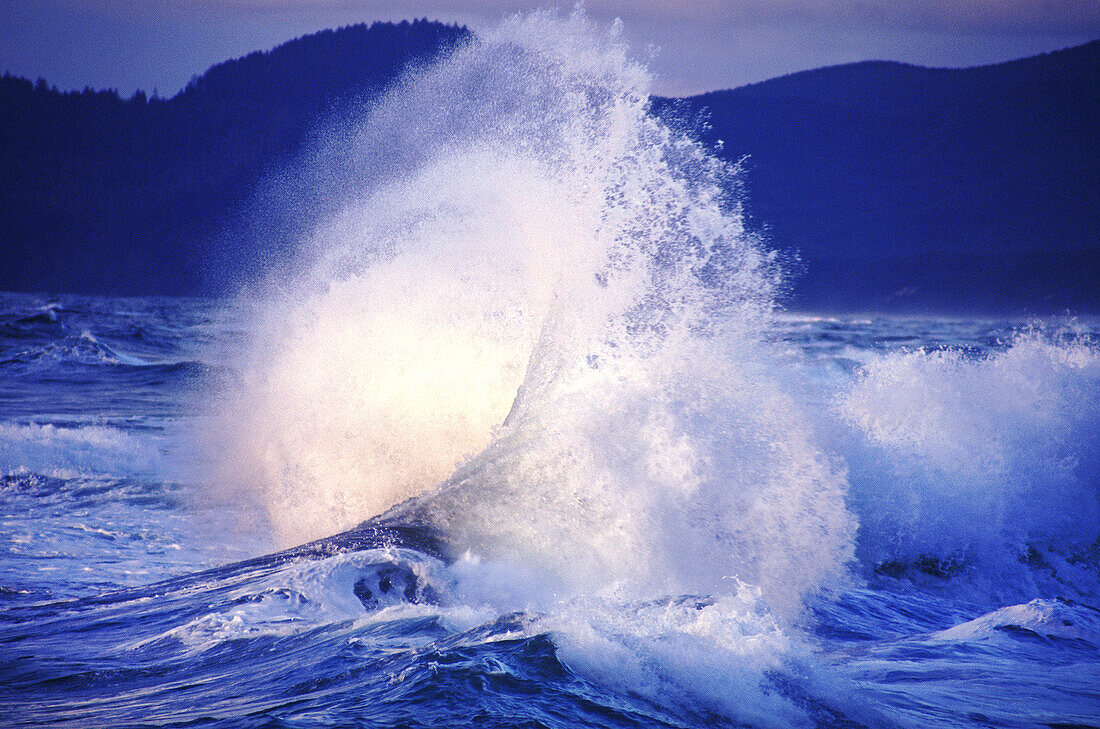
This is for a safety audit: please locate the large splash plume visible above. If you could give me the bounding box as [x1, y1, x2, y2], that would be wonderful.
[211, 10, 856, 617]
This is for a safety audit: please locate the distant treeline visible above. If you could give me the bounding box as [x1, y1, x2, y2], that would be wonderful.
[1, 22, 1096, 312]
[0, 20, 470, 296]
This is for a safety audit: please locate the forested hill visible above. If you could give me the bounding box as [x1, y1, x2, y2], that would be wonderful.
[654, 40, 1100, 312]
[1, 26, 1097, 312]
[0, 20, 470, 296]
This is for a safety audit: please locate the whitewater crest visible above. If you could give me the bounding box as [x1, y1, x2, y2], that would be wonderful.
[211, 9, 855, 619]
[837, 328, 1100, 598]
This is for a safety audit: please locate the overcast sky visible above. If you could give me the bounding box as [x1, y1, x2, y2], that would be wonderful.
[2, 1, 1098, 97]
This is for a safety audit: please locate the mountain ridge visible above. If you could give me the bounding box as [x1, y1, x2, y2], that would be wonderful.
[0, 20, 470, 296]
[653, 39, 1099, 311]
[1, 25, 1096, 312]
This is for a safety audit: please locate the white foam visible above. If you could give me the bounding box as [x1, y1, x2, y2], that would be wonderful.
[211, 10, 854, 621]
[0, 421, 166, 479]
[199, 15, 861, 722]
[546, 589, 808, 728]
[134, 548, 449, 651]
[837, 331, 1100, 570]
[934, 598, 1100, 643]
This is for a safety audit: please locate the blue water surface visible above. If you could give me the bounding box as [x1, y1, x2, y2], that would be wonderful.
[1, 292, 1098, 728]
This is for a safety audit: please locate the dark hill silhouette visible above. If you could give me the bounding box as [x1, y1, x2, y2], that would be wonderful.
[1, 27, 1096, 312]
[654, 41, 1100, 312]
[0, 20, 469, 296]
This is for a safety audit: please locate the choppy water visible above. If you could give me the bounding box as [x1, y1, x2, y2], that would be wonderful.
[3, 10, 1099, 728]
[2, 293, 1096, 728]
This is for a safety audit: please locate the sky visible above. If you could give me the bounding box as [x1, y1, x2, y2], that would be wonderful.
[2, 1, 1098, 98]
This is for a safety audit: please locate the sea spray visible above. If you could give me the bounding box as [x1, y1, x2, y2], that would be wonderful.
[213, 8, 855, 607]
[206, 11, 864, 723]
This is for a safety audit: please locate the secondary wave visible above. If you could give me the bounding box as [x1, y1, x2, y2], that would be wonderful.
[836, 329, 1100, 603]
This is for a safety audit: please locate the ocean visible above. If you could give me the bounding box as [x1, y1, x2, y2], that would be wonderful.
[2, 11, 1098, 729]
